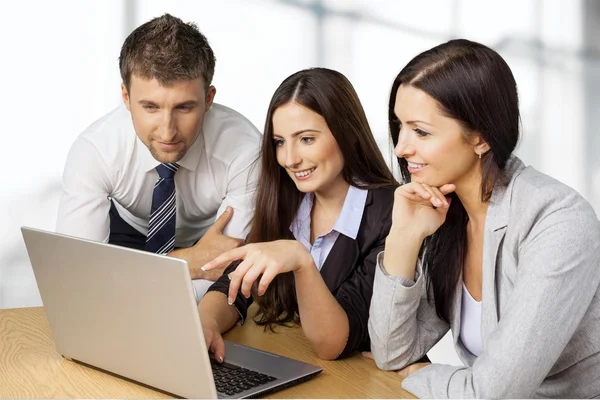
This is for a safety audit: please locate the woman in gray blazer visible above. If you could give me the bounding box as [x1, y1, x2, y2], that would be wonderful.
[368, 38, 600, 398]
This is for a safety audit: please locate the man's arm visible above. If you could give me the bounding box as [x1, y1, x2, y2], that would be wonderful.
[170, 151, 260, 280]
[56, 137, 112, 242]
[215, 151, 259, 239]
[169, 207, 243, 280]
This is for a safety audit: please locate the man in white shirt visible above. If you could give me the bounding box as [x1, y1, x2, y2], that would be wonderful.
[56, 14, 262, 298]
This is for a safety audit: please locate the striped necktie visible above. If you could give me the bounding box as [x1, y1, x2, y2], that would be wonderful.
[145, 163, 180, 254]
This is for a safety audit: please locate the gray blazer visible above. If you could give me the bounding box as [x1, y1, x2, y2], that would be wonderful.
[368, 156, 600, 398]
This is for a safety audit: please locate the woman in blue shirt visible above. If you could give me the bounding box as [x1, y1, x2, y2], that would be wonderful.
[198, 67, 401, 362]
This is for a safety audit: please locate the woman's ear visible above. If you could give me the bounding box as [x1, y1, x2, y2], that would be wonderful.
[472, 134, 491, 157]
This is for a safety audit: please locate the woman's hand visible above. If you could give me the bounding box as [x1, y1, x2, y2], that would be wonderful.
[391, 182, 456, 239]
[361, 352, 431, 378]
[203, 323, 226, 363]
[396, 362, 431, 378]
[201, 240, 314, 304]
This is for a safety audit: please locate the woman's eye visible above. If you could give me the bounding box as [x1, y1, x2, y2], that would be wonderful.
[274, 139, 285, 147]
[413, 128, 430, 137]
[300, 136, 314, 144]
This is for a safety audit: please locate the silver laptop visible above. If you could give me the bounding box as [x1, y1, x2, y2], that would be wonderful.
[21, 227, 322, 399]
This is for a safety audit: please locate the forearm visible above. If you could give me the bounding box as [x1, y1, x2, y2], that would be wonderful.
[169, 246, 206, 268]
[198, 291, 239, 333]
[294, 265, 349, 360]
[170, 247, 226, 280]
[382, 227, 424, 280]
[369, 256, 449, 370]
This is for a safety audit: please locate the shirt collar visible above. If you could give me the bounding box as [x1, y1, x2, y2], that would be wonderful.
[289, 185, 368, 241]
[290, 192, 313, 243]
[332, 185, 368, 239]
[486, 155, 526, 231]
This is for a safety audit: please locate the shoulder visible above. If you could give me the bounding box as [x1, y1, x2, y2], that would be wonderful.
[367, 185, 398, 210]
[511, 166, 597, 222]
[508, 166, 600, 253]
[202, 103, 262, 165]
[360, 185, 398, 237]
[66, 106, 133, 167]
[78, 105, 131, 143]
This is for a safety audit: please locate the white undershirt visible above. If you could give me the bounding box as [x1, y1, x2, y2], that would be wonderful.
[460, 282, 483, 357]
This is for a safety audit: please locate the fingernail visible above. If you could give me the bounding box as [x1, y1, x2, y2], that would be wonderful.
[226, 206, 232, 212]
[200, 265, 207, 271]
[219, 356, 224, 362]
[228, 297, 233, 305]
[435, 198, 443, 205]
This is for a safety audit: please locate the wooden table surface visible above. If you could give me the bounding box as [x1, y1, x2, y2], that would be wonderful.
[0, 306, 414, 398]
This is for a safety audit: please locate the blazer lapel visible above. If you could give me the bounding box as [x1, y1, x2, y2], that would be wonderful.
[319, 190, 376, 292]
[450, 273, 463, 347]
[481, 226, 506, 339]
[452, 158, 526, 362]
[480, 156, 525, 344]
[319, 234, 359, 292]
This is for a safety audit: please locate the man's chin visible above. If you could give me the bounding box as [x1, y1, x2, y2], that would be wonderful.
[149, 147, 186, 164]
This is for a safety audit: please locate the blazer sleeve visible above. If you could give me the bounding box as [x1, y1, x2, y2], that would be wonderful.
[206, 260, 252, 324]
[368, 254, 450, 370]
[400, 184, 600, 399]
[333, 231, 386, 359]
[334, 190, 433, 361]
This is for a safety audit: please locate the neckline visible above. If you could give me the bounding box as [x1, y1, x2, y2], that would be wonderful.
[462, 282, 482, 304]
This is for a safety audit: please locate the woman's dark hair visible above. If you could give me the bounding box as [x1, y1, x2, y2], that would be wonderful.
[388, 39, 520, 322]
[249, 67, 397, 327]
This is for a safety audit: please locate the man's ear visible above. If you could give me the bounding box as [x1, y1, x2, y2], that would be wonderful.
[205, 85, 216, 112]
[121, 83, 131, 111]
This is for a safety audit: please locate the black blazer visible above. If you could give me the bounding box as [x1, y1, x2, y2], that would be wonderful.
[208, 186, 396, 359]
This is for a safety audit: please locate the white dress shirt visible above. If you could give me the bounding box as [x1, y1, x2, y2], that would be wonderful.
[56, 103, 262, 247]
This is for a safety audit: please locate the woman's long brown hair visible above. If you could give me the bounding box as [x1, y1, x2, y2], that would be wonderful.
[388, 39, 520, 323]
[247, 67, 397, 328]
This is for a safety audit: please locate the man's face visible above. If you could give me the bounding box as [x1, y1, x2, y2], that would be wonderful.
[121, 75, 216, 163]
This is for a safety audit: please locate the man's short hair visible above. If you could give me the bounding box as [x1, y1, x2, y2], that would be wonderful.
[119, 13, 216, 91]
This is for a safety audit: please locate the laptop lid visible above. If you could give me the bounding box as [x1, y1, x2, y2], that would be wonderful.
[21, 227, 322, 399]
[22, 226, 218, 398]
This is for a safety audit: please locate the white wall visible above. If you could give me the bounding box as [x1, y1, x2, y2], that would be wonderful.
[1, 0, 598, 367]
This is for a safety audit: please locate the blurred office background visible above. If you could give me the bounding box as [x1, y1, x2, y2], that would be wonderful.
[1, 0, 599, 366]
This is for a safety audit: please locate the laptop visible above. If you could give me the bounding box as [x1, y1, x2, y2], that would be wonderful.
[21, 226, 323, 399]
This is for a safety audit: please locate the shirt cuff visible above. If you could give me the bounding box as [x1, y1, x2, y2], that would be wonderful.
[376, 251, 419, 287]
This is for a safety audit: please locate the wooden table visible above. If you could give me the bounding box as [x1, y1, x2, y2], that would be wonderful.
[0, 307, 414, 398]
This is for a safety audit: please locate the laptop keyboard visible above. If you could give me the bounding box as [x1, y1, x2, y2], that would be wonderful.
[211, 359, 277, 397]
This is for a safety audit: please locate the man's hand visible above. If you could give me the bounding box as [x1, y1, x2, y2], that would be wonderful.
[170, 207, 244, 280]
